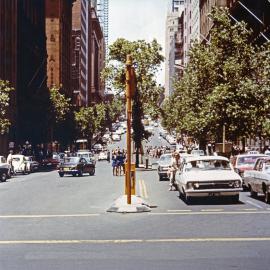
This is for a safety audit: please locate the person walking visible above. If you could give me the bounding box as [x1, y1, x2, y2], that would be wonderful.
[168, 151, 180, 191]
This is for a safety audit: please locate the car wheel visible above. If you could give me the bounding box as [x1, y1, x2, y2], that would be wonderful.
[1, 173, 7, 182]
[89, 168, 95, 176]
[265, 192, 270, 204]
[59, 173, 64, 177]
[78, 170, 83, 177]
[250, 189, 257, 198]
[159, 175, 163, 181]
[72, 173, 76, 177]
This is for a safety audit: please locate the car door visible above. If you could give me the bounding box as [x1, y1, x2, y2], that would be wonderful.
[253, 160, 263, 193]
[80, 158, 89, 173]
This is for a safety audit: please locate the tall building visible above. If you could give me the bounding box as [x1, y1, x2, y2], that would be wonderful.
[200, 0, 270, 45]
[45, 0, 74, 97]
[96, 0, 109, 58]
[183, 0, 200, 65]
[0, 0, 48, 154]
[165, 1, 184, 97]
[71, 0, 105, 106]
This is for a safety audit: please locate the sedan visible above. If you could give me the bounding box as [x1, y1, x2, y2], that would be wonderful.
[176, 156, 242, 204]
[58, 157, 95, 177]
[157, 153, 172, 181]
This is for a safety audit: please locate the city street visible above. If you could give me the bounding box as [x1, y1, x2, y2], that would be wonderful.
[1, 129, 270, 270]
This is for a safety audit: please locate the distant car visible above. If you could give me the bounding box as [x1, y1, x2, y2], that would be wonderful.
[190, 149, 205, 156]
[176, 156, 242, 204]
[58, 157, 95, 177]
[157, 153, 172, 181]
[25, 156, 40, 172]
[243, 157, 270, 203]
[12, 155, 30, 174]
[232, 154, 268, 177]
[112, 133, 121, 141]
[98, 151, 108, 161]
[0, 156, 11, 182]
[76, 150, 96, 165]
[93, 144, 103, 153]
[40, 156, 60, 170]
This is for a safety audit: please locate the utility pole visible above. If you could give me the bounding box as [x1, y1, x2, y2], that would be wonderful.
[125, 55, 135, 204]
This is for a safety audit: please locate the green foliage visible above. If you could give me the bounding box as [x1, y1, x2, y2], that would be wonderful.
[74, 103, 107, 143]
[0, 80, 14, 134]
[102, 38, 164, 151]
[49, 85, 71, 123]
[162, 7, 270, 143]
[106, 96, 124, 124]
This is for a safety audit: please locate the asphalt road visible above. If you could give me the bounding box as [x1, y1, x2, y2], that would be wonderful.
[1, 128, 270, 270]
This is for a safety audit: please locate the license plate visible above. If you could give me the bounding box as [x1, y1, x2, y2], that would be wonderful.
[64, 168, 69, 171]
[208, 192, 220, 197]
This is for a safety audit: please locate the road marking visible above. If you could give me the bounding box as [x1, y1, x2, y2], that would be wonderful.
[148, 211, 270, 216]
[245, 200, 264, 209]
[142, 180, 149, 199]
[1, 237, 270, 245]
[0, 214, 100, 219]
[243, 208, 257, 211]
[167, 210, 192, 212]
[201, 209, 224, 212]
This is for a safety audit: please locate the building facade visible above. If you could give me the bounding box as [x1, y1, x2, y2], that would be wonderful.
[183, 0, 200, 65]
[45, 0, 74, 97]
[0, 0, 48, 154]
[165, 0, 184, 97]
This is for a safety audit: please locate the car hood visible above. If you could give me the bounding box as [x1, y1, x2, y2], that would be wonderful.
[182, 170, 241, 182]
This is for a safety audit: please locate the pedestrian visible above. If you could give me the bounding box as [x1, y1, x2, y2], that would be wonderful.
[168, 151, 180, 191]
[112, 151, 117, 176]
[107, 150, 111, 163]
[7, 149, 14, 174]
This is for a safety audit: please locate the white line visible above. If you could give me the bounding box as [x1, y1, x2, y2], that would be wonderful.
[0, 214, 100, 219]
[201, 209, 224, 212]
[167, 210, 192, 212]
[1, 237, 270, 245]
[149, 211, 270, 216]
[142, 180, 149, 199]
[245, 200, 264, 209]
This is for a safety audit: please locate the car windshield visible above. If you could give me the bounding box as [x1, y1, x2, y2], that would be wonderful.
[160, 155, 172, 162]
[186, 159, 231, 171]
[64, 157, 80, 164]
[237, 156, 260, 165]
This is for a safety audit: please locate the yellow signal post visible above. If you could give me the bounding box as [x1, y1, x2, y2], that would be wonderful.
[125, 55, 136, 204]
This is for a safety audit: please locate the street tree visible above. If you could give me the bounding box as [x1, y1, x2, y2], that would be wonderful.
[162, 7, 270, 150]
[74, 103, 106, 148]
[0, 80, 14, 134]
[102, 38, 164, 165]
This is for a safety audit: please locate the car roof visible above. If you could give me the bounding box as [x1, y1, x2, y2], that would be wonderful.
[236, 154, 268, 158]
[185, 155, 229, 162]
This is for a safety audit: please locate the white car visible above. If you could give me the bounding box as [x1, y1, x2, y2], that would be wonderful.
[176, 156, 242, 204]
[0, 156, 12, 181]
[98, 151, 108, 161]
[12, 155, 31, 174]
[76, 151, 96, 165]
[112, 133, 121, 141]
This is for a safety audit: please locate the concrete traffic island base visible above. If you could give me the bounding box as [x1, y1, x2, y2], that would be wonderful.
[107, 195, 151, 213]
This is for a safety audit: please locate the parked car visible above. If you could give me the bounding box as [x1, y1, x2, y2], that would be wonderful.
[243, 157, 270, 203]
[76, 150, 96, 165]
[157, 153, 172, 181]
[98, 151, 108, 161]
[40, 156, 60, 170]
[176, 156, 242, 204]
[25, 156, 40, 172]
[12, 155, 30, 174]
[232, 154, 268, 177]
[0, 156, 11, 182]
[58, 157, 95, 177]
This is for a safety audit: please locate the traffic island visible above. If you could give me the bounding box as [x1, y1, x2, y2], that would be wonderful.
[107, 195, 151, 213]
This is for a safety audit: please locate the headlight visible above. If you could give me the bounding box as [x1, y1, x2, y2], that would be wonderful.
[187, 182, 194, 189]
[233, 180, 241, 188]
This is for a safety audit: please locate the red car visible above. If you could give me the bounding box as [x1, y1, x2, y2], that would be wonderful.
[40, 157, 60, 170]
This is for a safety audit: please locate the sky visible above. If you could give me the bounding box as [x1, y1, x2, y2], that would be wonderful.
[108, 0, 170, 86]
